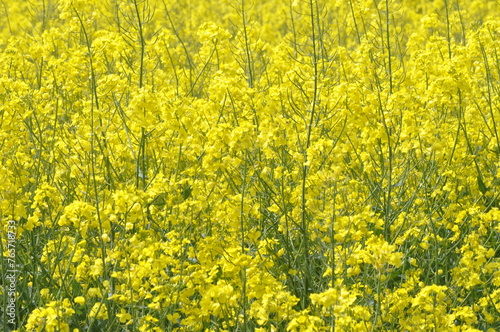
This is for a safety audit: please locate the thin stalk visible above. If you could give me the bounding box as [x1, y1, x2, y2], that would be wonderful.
[299, 0, 320, 309]
[385, 0, 393, 94]
[240, 157, 248, 331]
[132, 0, 146, 89]
[330, 182, 337, 330]
[240, 0, 254, 88]
[74, 5, 114, 325]
[444, 0, 452, 59]
[348, 0, 361, 44]
[479, 41, 500, 153]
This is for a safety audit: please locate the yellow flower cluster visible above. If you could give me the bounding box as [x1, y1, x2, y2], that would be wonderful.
[26, 298, 75, 332]
[2, 0, 500, 331]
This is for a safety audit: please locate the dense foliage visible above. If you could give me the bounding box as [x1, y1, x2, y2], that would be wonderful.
[2, 0, 500, 331]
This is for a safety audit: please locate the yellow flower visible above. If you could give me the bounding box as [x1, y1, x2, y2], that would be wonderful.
[74, 296, 85, 305]
[89, 302, 108, 320]
[116, 309, 132, 324]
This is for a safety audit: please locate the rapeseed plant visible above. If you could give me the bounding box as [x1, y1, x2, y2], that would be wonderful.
[2, 0, 500, 331]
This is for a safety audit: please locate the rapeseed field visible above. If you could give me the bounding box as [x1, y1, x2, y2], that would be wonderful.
[2, 0, 500, 331]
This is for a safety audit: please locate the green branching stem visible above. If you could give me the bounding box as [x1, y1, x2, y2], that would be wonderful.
[444, 0, 452, 59]
[240, 0, 254, 88]
[240, 157, 248, 331]
[74, 6, 115, 329]
[299, 0, 320, 309]
[385, 0, 393, 94]
[132, 0, 146, 89]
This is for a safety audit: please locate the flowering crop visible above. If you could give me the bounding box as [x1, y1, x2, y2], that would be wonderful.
[2, 0, 500, 331]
